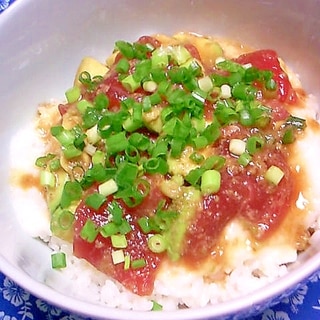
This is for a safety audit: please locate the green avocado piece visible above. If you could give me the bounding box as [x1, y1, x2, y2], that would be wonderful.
[164, 187, 201, 261]
[47, 169, 70, 214]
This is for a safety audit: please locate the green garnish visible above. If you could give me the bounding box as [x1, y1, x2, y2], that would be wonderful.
[80, 219, 99, 243]
[51, 252, 67, 269]
[42, 37, 308, 275]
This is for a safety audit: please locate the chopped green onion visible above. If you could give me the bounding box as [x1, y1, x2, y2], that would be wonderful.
[81, 163, 110, 187]
[51, 126, 74, 146]
[107, 200, 123, 225]
[92, 150, 105, 165]
[82, 107, 101, 129]
[86, 124, 100, 145]
[238, 109, 254, 126]
[100, 222, 119, 237]
[78, 72, 103, 92]
[220, 84, 232, 99]
[282, 128, 295, 144]
[116, 58, 130, 74]
[185, 167, 204, 186]
[121, 74, 140, 93]
[80, 219, 99, 243]
[157, 80, 171, 96]
[115, 162, 139, 186]
[98, 179, 118, 196]
[151, 47, 169, 68]
[63, 145, 82, 159]
[128, 132, 150, 151]
[202, 155, 226, 170]
[198, 76, 213, 92]
[84, 143, 96, 156]
[216, 59, 244, 73]
[243, 66, 260, 81]
[115, 40, 135, 59]
[60, 181, 82, 209]
[105, 132, 129, 155]
[57, 210, 74, 230]
[133, 59, 152, 82]
[214, 101, 238, 125]
[143, 80, 158, 92]
[124, 254, 131, 270]
[232, 83, 256, 101]
[122, 104, 143, 132]
[77, 99, 93, 114]
[118, 219, 132, 234]
[85, 192, 106, 210]
[94, 93, 109, 110]
[201, 123, 220, 144]
[79, 71, 92, 86]
[170, 138, 185, 158]
[35, 153, 55, 168]
[246, 136, 265, 155]
[192, 136, 208, 149]
[131, 258, 146, 269]
[111, 249, 125, 264]
[151, 139, 168, 158]
[150, 67, 166, 83]
[183, 58, 203, 76]
[229, 139, 246, 156]
[40, 170, 56, 188]
[143, 157, 168, 175]
[264, 165, 284, 185]
[191, 118, 206, 133]
[142, 93, 161, 111]
[191, 89, 206, 104]
[238, 152, 252, 167]
[170, 45, 192, 65]
[49, 159, 61, 171]
[189, 152, 205, 164]
[115, 186, 144, 208]
[151, 300, 163, 311]
[65, 86, 81, 103]
[138, 216, 152, 234]
[51, 252, 67, 269]
[111, 234, 128, 248]
[200, 169, 221, 195]
[50, 207, 74, 236]
[148, 234, 168, 253]
[134, 178, 150, 197]
[265, 78, 277, 91]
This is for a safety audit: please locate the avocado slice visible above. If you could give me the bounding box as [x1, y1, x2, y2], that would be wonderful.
[46, 168, 70, 214]
[164, 186, 201, 261]
[73, 56, 109, 87]
[50, 205, 74, 242]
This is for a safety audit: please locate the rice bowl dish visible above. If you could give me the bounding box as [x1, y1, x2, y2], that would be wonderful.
[1, 1, 320, 319]
[8, 32, 320, 313]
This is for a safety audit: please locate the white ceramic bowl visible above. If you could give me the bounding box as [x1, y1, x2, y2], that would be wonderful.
[1, 1, 320, 319]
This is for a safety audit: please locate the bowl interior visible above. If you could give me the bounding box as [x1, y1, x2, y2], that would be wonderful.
[1, 0, 320, 319]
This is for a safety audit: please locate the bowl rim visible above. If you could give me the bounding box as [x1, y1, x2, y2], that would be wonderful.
[1, 249, 320, 320]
